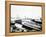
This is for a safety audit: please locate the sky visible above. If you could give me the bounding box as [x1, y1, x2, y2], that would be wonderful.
[11, 5, 41, 20]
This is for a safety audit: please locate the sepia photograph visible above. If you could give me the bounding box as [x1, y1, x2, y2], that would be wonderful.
[10, 5, 42, 32]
